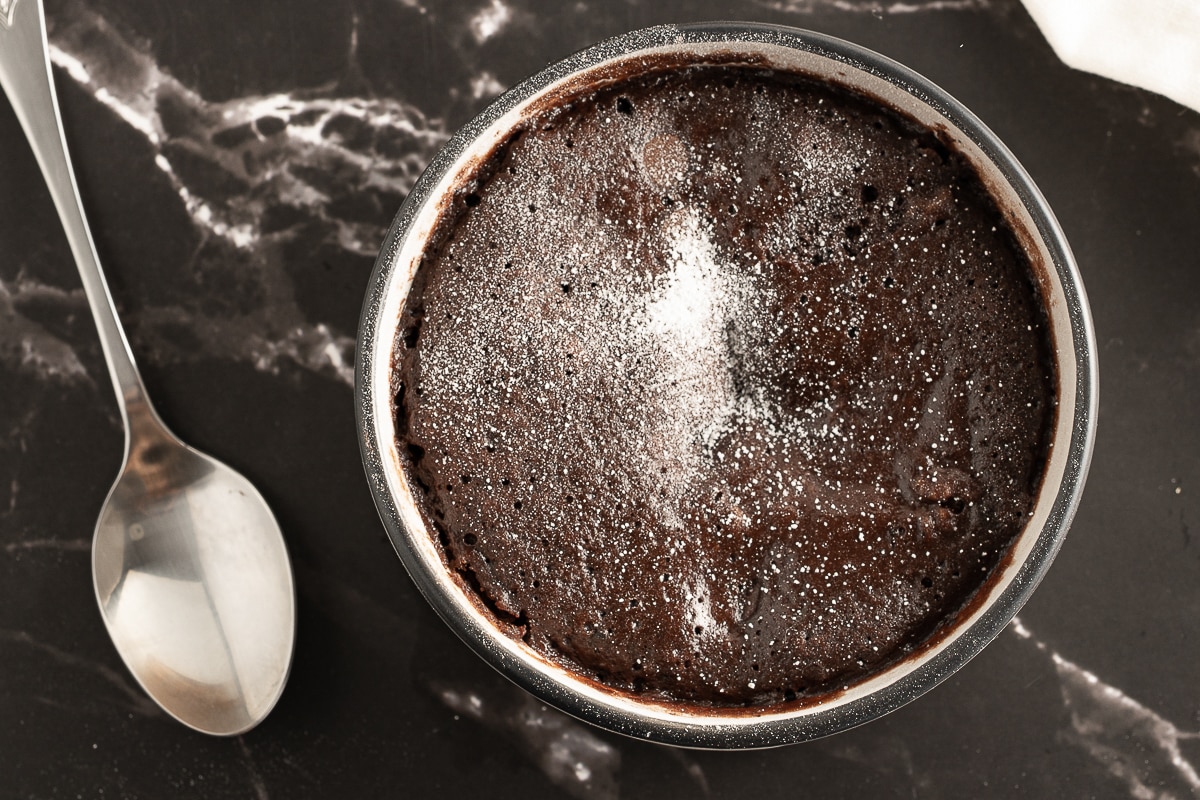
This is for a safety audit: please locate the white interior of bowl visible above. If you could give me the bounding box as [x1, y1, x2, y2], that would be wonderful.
[366, 32, 1088, 743]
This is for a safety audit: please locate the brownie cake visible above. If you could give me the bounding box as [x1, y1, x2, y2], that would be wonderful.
[394, 59, 1056, 708]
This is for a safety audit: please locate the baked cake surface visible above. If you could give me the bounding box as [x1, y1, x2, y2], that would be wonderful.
[395, 61, 1055, 707]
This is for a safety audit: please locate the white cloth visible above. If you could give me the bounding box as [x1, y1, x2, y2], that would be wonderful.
[1020, 0, 1200, 113]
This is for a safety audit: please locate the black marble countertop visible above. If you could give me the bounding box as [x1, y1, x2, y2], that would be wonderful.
[3, 0, 1198, 797]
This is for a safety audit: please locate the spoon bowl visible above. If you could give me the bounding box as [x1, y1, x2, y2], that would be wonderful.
[92, 398, 295, 735]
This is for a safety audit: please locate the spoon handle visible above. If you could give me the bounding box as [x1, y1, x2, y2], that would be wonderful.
[0, 0, 147, 425]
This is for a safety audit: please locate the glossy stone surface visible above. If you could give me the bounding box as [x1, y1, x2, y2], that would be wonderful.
[2, 0, 1197, 796]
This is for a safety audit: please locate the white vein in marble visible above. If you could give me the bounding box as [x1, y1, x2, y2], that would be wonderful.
[0, 276, 90, 383]
[50, 9, 444, 256]
[237, 737, 271, 800]
[663, 748, 711, 797]
[3, 537, 90, 554]
[1180, 128, 1200, 178]
[471, 70, 508, 101]
[27, 6, 450, 388]
[0, 628, 162, 718]
[1011, 619, 1200, 799]
[470, 0, 514, 43]
[435, 681, 621, 800]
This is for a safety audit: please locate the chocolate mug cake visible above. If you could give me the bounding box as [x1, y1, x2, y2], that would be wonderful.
[358, 24, 1095, 747]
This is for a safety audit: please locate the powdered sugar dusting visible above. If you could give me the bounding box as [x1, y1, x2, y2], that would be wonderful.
[639, 208, 746, 491]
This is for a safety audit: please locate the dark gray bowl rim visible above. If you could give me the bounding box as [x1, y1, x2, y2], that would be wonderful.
[355, 21, 1098, 749]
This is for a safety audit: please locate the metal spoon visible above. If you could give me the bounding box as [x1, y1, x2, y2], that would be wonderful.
[0, 0, 295, 735]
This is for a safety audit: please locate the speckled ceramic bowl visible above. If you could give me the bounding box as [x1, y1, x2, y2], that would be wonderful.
[355, 22, 1097, 748]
